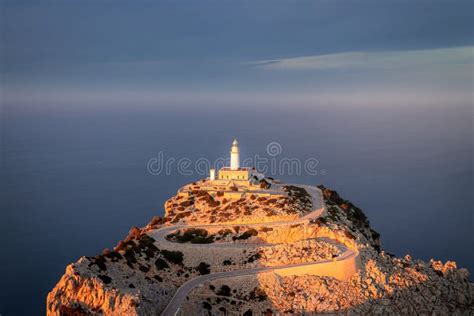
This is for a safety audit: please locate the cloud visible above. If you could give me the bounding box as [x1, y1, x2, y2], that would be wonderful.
[250, 46, 474, 71]
[3, 46, 472, 112]
[3, 85, 472, 113]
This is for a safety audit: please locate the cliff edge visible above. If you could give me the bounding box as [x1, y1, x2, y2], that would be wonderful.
[47, 179, 473, 315]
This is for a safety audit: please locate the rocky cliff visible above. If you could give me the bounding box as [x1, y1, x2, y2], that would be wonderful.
[47, 181, 473, 315]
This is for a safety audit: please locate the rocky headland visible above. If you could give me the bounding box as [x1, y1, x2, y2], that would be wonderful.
[47, 178, 473, 315]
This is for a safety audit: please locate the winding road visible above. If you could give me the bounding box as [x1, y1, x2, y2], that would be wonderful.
[149, 184, 361, 316]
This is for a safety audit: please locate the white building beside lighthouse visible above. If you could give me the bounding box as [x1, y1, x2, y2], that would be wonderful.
[211, 139, 264, 182]
[174, 139, 271, 199]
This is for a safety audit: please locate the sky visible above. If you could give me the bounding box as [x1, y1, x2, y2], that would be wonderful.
[0, 3, 473, 313]
[1, 0, 473, 109]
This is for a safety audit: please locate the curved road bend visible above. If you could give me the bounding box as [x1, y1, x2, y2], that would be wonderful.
[152, 183, 325, 245]
[151, 185, 359, 316]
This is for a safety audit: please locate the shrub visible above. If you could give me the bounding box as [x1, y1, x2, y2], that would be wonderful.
[161, 250, 184, 265]
[264, 309, 273, 316]
[223, 259, 233, 266]
[371, 229, 380, 240]
[124, 249, 137, 267]
[88, 255, 107, 271]
[216, 285, 231, 296]
[196, 262, 210, 275]
[217, 228, 233, 237]
[215, 228, 232, 240]
[155, 258, 170, 270]
[169, 228, 214, 244]
[351, 206, 368, 223]
[216, 191, 224, 197]
[243, 310, 253, 316]
[192, 236, 214, 244]
[250, 287, 267, 301]
[283, 186, 311, 205]
[183, 228, 208, 239]
[98, 275, 112, 284]
[137, 235, 159, 259]
[104, 250, 123, 262]
[247, 252, 261, 263]
[235, 229, 258, 240]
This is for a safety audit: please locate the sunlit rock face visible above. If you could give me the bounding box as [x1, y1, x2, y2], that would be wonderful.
[47, 180, 473, 315]
[165, 180, 312, 225]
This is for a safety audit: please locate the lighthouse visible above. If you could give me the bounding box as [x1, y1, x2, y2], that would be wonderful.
[230, 139, 240, 170]
[212, 139, 264, 182]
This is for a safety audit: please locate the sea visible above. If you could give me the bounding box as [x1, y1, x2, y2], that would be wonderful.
[1, 103, 472, 314]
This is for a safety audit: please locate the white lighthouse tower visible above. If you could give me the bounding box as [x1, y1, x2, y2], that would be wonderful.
[230, 139, 240, 170]
[215, 139, 264, 182]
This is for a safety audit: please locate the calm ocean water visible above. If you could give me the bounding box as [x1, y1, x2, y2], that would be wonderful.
[1, 104, 472, 314]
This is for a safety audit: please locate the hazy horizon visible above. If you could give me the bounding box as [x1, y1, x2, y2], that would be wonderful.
[2, 1, 474, 112]
[1, 1, 473, 314]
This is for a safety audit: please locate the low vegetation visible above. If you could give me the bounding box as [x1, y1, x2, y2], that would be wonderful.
[155, 258, 169, 270]
[317, 185, 381, 251]
[283, 186, 312, 208]
[216, 285, 232, 297]
[166, 227, 261, 244]
[232, 228, 258, 241]
[196, 262, 211, 275]
[166, 228, 214, 244]
[161, 250, 184, 265]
